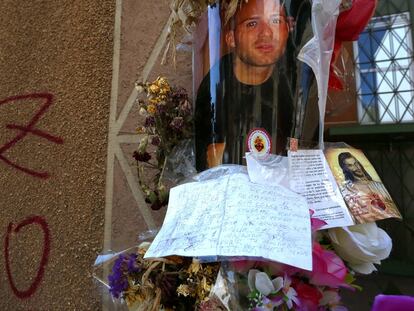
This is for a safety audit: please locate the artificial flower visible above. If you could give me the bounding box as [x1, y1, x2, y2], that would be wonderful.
[294, 281, 323, 311]
[319, 290, 348, 311]
[309, 243, 348, 288]
[252, 296, 284, 311]
[310, 209, 327, 232]
[248, 269, 282, 296]
[248, 270, 299, 309]
[327, 222, 392, 274]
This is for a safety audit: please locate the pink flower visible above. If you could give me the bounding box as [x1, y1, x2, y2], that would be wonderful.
[308, 243, 349, 288]
[310, 209, 327, 232]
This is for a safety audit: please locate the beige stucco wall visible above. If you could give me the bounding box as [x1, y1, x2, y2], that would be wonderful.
[0, 1, 192, 310]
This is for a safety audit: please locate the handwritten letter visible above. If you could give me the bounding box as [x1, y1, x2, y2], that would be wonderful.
[145, 173, 312, 270]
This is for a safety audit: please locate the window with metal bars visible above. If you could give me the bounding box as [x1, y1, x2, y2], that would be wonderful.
[353, 12, 414, 124]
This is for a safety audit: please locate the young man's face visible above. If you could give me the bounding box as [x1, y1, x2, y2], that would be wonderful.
[226, 0, 288, 67]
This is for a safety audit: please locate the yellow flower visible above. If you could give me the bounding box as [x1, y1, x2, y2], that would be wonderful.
[155, 77, 171, 94]
[176, 284, 191, 297]
[147, 104, 156, 115]
[188, 259, 202, 275]
[136, 126, 146, 134]
[149, 97, 161, 104]
[149, 83, 160, 94]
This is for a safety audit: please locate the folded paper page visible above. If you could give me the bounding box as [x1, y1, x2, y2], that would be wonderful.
[288, 149, 354, 229]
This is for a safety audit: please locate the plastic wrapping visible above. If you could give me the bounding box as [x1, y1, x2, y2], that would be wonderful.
[93, 230, 228, 311]
[323, 142, 402, 223]
[163, 139, 197, 185]
[193, 0, 324, 172]
[245, 152, 289, 188]
[298, 0, 341, 149]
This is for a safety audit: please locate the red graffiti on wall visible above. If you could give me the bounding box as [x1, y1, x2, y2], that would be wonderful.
[0, 93, 63, 179]
[4, 216, 51, 299]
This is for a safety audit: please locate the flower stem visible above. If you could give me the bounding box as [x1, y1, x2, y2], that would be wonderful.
[157, 156, 168, 188]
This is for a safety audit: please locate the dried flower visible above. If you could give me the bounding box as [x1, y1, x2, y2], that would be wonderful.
[145, 116, 156, 127]
[147, 104, 157, 115]
[151, 136, 161, 146]
[149, 83, 160, 94]
[177, 284, 191, 297]
[136, 126, 146, 134]
[133, 151, 151, 162]
[139, 107, 148, 116]
[198, 297, 227, 311]
[134, 77, 193, 211]
[170, 116, 184, 131]
[179, 99, 192, 115]
[188, 260, 202, 275]
[108, 254, 139, 299]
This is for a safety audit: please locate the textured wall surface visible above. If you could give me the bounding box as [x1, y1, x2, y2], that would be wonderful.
[0, 1, 113, 310]
[0, 0, 193, 310]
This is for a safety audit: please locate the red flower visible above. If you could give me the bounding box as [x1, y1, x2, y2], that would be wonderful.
[294, 281, 323, 311]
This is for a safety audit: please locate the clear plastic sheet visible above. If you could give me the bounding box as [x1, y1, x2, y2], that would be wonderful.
[245, 152, 289, 188]
[162, 139, 197, 185]
[298, 0, 341, 149]
[193, 0, 325, 171]
[323, 142, 402, 224]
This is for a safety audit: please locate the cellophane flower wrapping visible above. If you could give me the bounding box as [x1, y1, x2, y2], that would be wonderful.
[93, 231, 232, 310]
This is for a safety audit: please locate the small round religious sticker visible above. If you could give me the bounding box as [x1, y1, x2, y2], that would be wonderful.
[246, 128, 272, 156]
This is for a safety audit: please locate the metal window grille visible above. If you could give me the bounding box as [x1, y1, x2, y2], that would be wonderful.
[353, 12, 414, 124]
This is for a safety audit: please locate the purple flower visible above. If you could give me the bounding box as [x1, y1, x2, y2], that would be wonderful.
[108, 255, 129, 298]
[151, 136, 161, 146]
[171, 87, 188, 102]
[127, 253, 140, 273]
[108, 253, 141, 299]
[179, 99, 192, 115]
[170, 117, 184, 131]
[156, 103, 167, 114]
[144, 116, 155, 127]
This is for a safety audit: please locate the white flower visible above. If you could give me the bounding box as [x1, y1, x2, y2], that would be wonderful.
[328, 223, 392, 274]
[248, 270, 299, 309]
[139, 107, 148, 116]
[248, 269, 283, 296]
[135, 84, 145, 93]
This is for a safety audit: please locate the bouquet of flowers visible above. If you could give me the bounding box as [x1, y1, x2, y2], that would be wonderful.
[103, 241, 222, 311]
[95, 215, 392, 311]
[219, 216, 392, 311]
[134, 77, 193, 210]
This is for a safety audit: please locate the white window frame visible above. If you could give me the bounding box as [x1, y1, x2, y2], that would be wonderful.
[353, 12, 414, 124]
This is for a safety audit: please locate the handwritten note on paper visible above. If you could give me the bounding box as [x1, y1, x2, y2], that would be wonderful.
[144, 172, 312, 271]
[288, 150, 354, 229]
